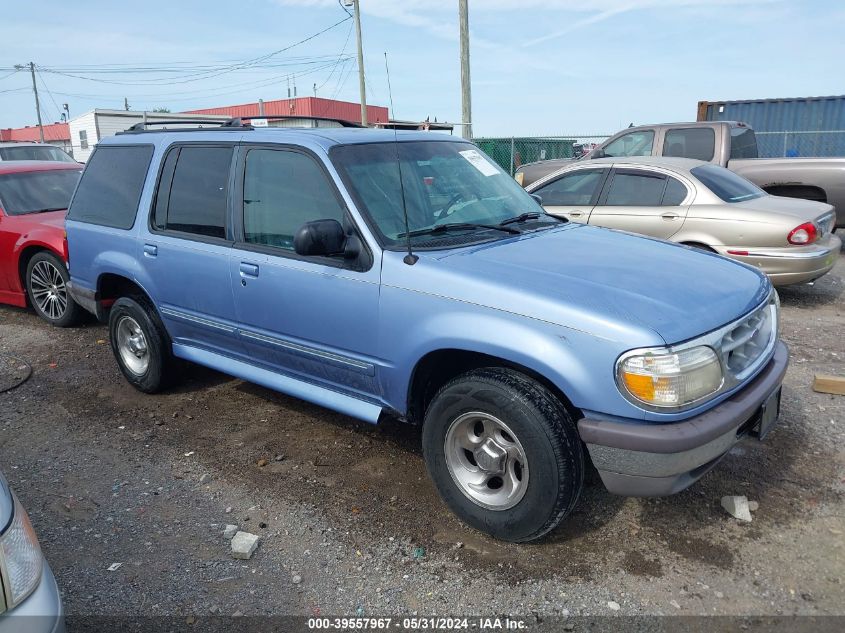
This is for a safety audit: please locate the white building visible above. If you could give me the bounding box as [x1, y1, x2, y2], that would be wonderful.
[67, 110, 229, 162]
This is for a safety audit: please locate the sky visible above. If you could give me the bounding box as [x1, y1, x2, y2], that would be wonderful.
[1, 0, 843, 137]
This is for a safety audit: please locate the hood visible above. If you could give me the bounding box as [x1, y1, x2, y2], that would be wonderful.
[730, 195, 833, 223]
[396, 224, 770, 345]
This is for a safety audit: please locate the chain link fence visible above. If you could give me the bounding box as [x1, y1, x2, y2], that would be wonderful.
[473, 135, 611, 175]
[475, 131, 845, 171]
[754, 130, 845, 158]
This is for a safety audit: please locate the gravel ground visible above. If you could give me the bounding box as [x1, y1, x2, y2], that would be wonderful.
[0, 248, 843, 625]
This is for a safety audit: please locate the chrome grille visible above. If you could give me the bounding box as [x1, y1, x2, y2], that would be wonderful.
[719, 301, 774, 378]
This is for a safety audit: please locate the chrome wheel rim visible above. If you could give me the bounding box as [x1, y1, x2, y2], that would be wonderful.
[29, 260, 68, 321]
[115, 316, 149, 376]
[444, 412, 529, 511]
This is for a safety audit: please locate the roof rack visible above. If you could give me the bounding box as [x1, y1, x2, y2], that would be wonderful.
[120, 118, 239, 134]
[226, 115, 364, 128]
[118, 115, 365, 135]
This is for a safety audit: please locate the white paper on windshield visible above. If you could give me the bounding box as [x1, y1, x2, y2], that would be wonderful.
[459, 149, 499, 177]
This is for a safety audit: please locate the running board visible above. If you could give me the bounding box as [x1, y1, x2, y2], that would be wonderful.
[172, 343, 383, 424]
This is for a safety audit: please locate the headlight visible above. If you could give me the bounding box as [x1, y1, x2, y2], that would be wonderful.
[0, 497, 43, 609]
[617, 345, 723, 409]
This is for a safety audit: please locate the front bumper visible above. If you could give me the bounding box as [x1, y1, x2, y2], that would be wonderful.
[0, 560, 65, 633]
[720, 234, 841, 286]
[578, 340, 788, 496]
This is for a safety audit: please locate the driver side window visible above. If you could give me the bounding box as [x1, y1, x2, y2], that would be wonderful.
[602, 130, 655, 157]
[243, 149, 345, 252]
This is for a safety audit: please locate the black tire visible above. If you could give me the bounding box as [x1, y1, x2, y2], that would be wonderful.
[422, 368, 584, 542]
[108, 296, 176, 393]
[25, 251, 81, 327]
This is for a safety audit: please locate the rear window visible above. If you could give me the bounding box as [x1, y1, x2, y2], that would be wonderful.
[663, 128, 715, 161]
[730, 126, 758, 159]
[0, 145, 76, 162]
[152, 145, 233, 239]
[691, 163, 765, 203]
[67, 145, 154, 229]
[0, 169, 81, 215]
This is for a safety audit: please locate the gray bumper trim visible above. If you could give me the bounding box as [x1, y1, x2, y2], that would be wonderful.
[578, 340, 788, 497]
[578, 341, 788, 454]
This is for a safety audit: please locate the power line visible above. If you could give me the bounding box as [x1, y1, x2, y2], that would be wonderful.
[35, 16, 352, 87]
[35, 68, 64, 122]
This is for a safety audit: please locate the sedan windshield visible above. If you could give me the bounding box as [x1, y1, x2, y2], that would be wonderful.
[691, 163, 765, 203]
[0, 169, 81, 215]
[331, 141, 553, 247]
[0, 145, 76, 162]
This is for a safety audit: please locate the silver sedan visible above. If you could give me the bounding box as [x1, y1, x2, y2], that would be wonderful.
[526, 157, 840, 286]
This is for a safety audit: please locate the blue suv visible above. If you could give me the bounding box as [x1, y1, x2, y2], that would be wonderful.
[65, 119, 788, 542]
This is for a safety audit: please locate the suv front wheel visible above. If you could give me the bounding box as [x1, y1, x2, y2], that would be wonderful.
[108, 296, 176, 393]
[422, 368, 584, 542]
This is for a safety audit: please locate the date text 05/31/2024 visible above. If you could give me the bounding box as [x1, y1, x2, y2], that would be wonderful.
[307, 617, 529, 630]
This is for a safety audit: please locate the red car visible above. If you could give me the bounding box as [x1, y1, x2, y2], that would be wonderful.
[0, 161, 83, 326]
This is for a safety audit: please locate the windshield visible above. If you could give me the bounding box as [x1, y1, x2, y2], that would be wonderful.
[0, 145, 76, 162]
[691, 163, 765, 203]
[0, 169, 81, 215]
[331, 141, 550, 248]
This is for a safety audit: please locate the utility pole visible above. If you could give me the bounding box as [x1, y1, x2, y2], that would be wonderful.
[459, 0, 472, 139]
[349, 0, 368, 126]
[17, 62, 45, 142]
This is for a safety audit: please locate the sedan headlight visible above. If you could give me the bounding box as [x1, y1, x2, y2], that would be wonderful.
[617, 345, 724, 409]
[0, 497, 43, 609]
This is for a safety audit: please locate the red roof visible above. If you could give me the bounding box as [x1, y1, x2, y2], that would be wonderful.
[185, 97, 388, 125]
[0, 160, 82, 175]
[0, 122, 70, 143]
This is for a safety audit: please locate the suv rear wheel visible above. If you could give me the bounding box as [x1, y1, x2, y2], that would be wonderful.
[108, 296, 176, 393]
[25, 251, 81, 327]
[422, 368, 584, 542]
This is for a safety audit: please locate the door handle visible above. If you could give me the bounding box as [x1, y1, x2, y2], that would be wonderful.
[570, 211, 583, 218]
[661, 212, 679, 221]
[239, 262, 259, 277]
[143, 244, 157, 257]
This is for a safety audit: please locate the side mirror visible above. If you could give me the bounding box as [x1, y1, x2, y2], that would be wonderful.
[530, 193, 543, 206]
[589, 148, 605, 159]
[294, 219, 346, 257]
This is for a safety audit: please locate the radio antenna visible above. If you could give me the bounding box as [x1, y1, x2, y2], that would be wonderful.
[385, 51, 417, 265]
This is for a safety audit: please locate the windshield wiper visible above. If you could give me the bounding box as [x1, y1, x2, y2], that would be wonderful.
[398, 222, 520, 239]
[498, 212, 565, 227]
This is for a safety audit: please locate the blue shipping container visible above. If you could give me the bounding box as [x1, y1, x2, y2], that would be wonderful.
[697, 95, 845, 158]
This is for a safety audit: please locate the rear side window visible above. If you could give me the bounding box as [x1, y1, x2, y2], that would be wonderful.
[533, 169, 605, 206]
[663, 128, 715, 161]
[604, 172, 666, 206]
[153, 146, 233, 239]
[67, 145, 154, 229]
[691, 163, 765, 203]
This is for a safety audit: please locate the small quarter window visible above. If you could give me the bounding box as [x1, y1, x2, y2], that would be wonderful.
[662, 178, 688, 206]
